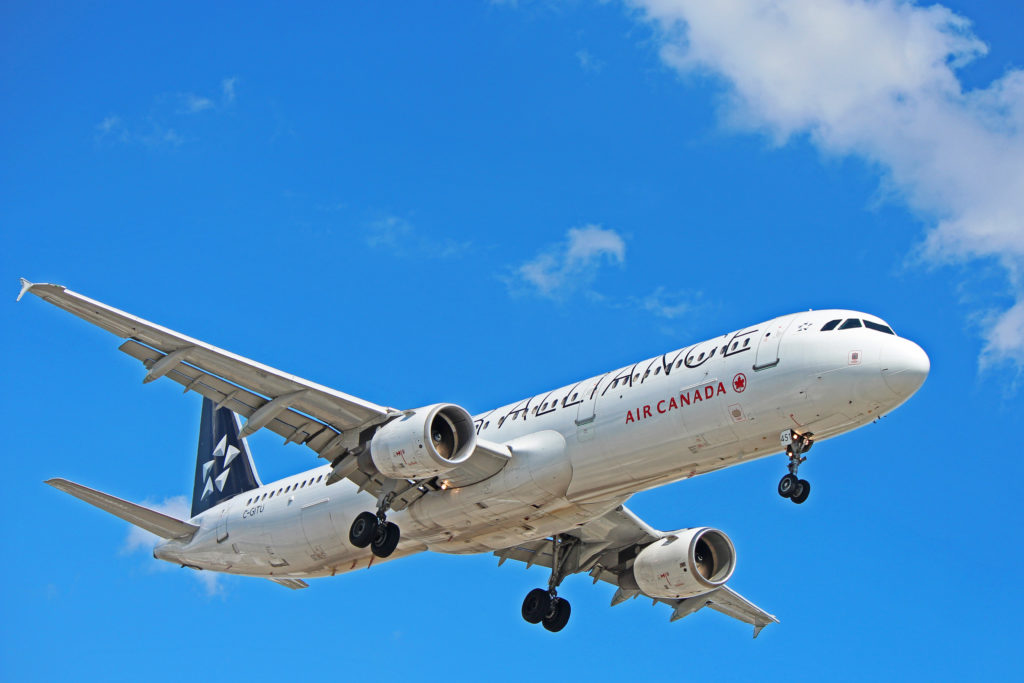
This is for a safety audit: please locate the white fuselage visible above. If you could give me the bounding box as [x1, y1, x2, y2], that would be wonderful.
[155, 309, 928, 580]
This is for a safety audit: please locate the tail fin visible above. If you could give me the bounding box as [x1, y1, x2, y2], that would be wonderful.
[192, 397, 261, 518]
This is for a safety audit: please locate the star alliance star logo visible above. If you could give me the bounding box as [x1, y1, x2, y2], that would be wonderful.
[200, 435, 240, 500]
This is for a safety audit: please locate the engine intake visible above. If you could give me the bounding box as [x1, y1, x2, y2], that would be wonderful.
[621, 527, 736, 599]
[369, 403, 477, 479]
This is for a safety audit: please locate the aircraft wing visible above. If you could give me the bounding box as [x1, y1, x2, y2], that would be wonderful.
[494, 505, 779, 637]
[19, 280, 507, 503]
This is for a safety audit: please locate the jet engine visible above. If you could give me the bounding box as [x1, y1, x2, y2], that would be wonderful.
[619, 528, 736, 599]
[369, 403, 477, 479]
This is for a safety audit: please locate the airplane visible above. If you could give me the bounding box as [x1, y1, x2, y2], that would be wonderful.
[19, 279, 929, 636]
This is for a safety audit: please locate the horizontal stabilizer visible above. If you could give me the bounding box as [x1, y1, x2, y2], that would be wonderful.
[46, 478, 199, 541]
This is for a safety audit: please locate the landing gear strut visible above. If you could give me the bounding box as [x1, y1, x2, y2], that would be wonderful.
[349, 491, 401, 558]
[521, 535, 575, 632]
[778, 429, 813, 505]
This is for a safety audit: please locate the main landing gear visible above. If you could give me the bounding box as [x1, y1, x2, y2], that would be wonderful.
[778, 429, 814, 505]
[349, 491, 401, 558]
[521, 535, 575, 633]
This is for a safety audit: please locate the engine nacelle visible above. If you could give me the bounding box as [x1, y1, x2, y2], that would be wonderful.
[369, 403, 477, 479]
[621, 528, 736, 599]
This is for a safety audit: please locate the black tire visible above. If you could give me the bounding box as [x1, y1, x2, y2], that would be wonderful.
[371, 521, 401, 558]
[521, 588, 551, 624]
[778, 473, 798, 498]
[542, 597, 571, 632]
[349, 512, 378, 548]
[791, 479, 811, 504]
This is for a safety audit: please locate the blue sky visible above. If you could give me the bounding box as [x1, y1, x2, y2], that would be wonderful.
[3, 1, 1022, 680]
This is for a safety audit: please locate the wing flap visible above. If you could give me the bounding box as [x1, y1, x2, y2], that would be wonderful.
[46, 478, 198, 541]
[119, 339, 342, 453]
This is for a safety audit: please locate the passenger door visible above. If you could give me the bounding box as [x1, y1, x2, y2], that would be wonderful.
[753, 316, 795, 370]
[575, 373, 609, 441]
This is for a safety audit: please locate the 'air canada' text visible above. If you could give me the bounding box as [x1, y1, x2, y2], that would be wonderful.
[625, 381, 731, 424]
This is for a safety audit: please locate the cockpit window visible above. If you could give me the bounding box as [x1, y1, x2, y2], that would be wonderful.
[839, 318, 862, 330]
[864, 320, 895, 335]
[820, 319, 841, 331]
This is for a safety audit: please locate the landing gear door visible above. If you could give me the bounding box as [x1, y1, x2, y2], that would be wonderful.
[753, 315, 795, 371]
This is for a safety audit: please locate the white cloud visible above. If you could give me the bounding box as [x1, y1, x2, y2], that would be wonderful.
[121, 495, 223, 596]
[96, 115, 121, 136]
[95, 115, 183, 147]
[365, 215, 470, 258]
[515, 225, 626, 298]
[222, 77, 238, 104]
[628, 0, 1024, 367]
[182, 94, 214, 113]
[96, 77, 237, 146]
[576, 49, 604, 72]
[641, 286, 696, 319]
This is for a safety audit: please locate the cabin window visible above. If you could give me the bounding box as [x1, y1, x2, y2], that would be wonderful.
[698, 352, 705, 361]
[864, 320, 895, 335]
[839, 318, 862, 330]
[633, 373, 640, 381]
[676, 360, 683, 368]
[743, 338, 750, 347]
[484, 421, 490, 429]
[572, 393, 578, 400]
[655, 367, 661, 375]
[821, 319, 841, 331]
[316, 475, 323, 483]
[269, 491, 274, 498]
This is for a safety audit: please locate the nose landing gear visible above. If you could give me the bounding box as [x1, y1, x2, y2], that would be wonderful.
[778, 429, 813, 505]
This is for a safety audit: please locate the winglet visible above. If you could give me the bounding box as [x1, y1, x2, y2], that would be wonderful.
[16, 278, 34, 302]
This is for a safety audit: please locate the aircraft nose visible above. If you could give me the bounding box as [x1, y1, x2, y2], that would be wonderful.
[881, 337, 930, 399]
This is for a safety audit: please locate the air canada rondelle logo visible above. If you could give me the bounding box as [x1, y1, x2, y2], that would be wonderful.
[732, 373, 747, 393]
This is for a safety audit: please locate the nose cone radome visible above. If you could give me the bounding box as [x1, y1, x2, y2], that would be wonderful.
[881, 338, 930, 399]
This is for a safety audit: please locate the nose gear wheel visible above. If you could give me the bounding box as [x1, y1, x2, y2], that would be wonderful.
[777, 429, 814, 504]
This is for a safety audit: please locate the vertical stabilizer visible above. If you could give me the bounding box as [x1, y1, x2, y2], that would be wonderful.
[191, 398, 262, 518]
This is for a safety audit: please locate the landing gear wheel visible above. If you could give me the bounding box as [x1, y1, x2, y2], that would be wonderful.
[790, 479, 811, 504]
[370, 521, 400, 558]
[521, 588, 551, 624]
[778, 473, 799, 498]
[542, 597, 571, 632]
[349, 511, 378, 548]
